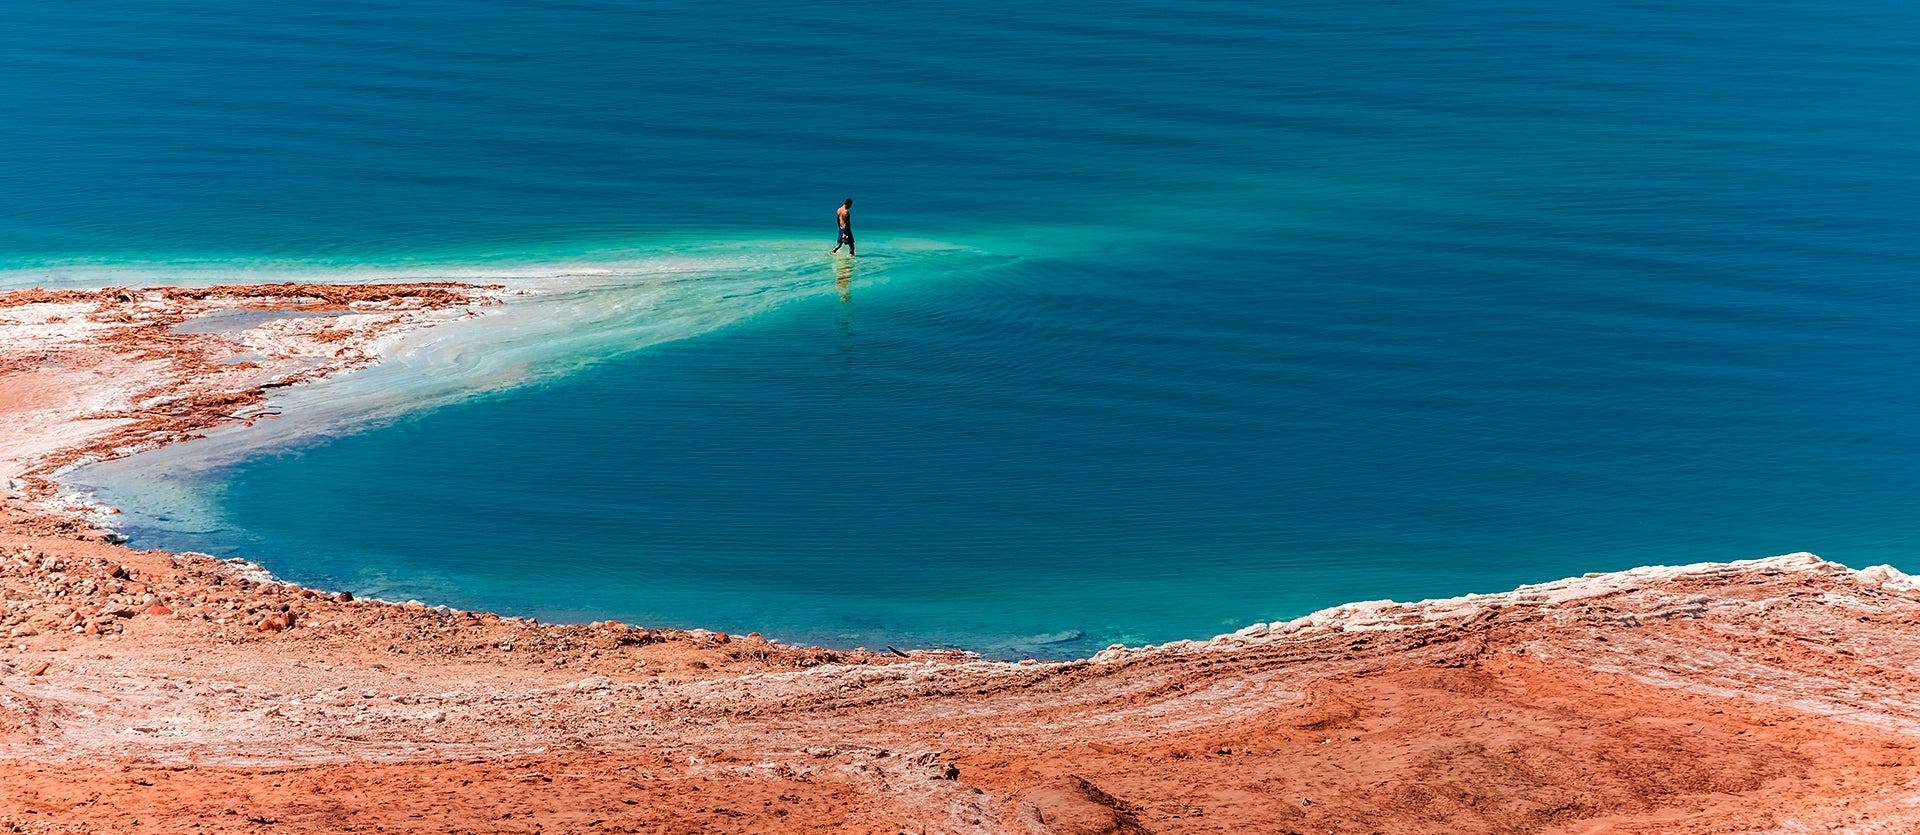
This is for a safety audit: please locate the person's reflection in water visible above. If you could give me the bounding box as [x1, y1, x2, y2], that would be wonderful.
[832, 256, 856, 369]
[834, 256, 854, 304]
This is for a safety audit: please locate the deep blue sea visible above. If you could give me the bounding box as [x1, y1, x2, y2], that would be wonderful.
[8, 0, 1919, 657]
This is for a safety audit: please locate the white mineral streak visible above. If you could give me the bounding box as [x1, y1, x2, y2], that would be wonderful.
[0, 287, 503, 518]
[1091, 553, 1901, 663]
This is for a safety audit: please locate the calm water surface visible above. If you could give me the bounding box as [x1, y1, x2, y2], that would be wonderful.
[11, 0, 1919, 656]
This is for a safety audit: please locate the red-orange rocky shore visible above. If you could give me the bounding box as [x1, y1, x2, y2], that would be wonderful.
[3, 284, 1920, 833]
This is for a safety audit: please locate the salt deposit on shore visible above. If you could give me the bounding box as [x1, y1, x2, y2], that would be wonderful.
[0, 283, 504, 514]
[5, 283, 1920, 833]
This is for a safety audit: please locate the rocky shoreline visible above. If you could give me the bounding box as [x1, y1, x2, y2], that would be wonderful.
[4, 283, 1919, 833]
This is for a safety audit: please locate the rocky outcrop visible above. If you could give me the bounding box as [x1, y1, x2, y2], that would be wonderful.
[4, 509, 1920, 832]
[1010, 776, 1150, 834]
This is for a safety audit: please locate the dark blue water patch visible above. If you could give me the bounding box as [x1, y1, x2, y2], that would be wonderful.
[0, 0, 1305, 261]
[135, 229, 1920, 656]
[10, 0, 1910, 263]
[14, 0, 1920, 656]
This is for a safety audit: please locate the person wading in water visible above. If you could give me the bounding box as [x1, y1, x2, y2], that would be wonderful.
[830, 198, 855, 256]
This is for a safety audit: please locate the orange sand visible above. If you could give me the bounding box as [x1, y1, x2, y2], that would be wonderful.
[3, 284, 1919, 834]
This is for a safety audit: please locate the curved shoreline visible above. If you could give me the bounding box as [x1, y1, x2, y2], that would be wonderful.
[6, 283, 1920, 831]
[0, 283, 507, 515]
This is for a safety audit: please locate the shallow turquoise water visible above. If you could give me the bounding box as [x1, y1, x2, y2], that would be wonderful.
[17, 1, 1920, 656]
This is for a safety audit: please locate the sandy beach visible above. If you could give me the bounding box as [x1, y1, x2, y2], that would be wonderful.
[5, 283, 1920, 833]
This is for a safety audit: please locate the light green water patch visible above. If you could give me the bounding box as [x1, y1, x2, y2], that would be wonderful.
[55, 223, 1144, 561]
[0, 226, 1068, 290]
[64, 233, 1024, 519]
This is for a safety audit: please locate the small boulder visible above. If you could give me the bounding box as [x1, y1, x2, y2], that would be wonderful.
[1008, 775, 1148, 835]
[146, 604, 173, 617]
[256, 613, 290, 633]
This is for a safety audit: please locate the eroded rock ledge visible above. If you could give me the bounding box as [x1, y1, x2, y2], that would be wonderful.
[5, 510, 1918, 833]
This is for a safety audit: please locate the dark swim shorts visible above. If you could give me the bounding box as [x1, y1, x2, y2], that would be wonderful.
[838, 227, 854, 244]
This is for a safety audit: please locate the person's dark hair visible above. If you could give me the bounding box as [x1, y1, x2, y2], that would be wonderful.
[844, 198, 853, 206]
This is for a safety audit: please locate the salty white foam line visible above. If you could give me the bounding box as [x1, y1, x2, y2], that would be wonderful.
[74, 278, 773, 473]
[1082, 553, 1920, 664]
[0, 258, 772, 292]
[0, 235, 1003, 292]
